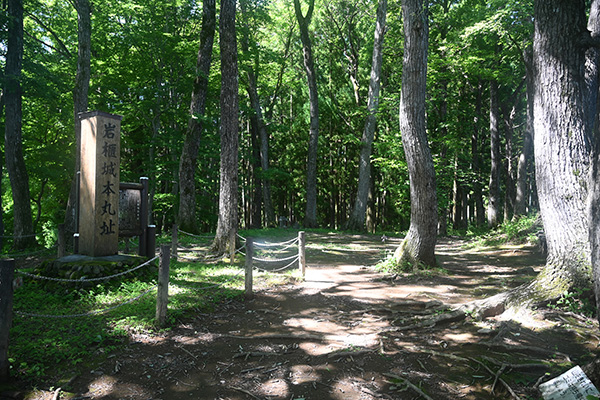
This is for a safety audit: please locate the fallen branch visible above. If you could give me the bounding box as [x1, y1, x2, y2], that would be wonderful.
[470, 358, 520, 399]
[233, 351, 279, 360]
[382, 309, 465, 332]
[383, 373, 434, 400]
[480, 355, 548, 370]
[327, 349, 374, 359]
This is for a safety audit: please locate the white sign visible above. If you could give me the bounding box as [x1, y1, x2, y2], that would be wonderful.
[539, 366, 600, 400]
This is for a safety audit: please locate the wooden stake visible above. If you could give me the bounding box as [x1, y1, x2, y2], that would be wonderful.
[298, 231, 306, 277]
[156, 245, 170, 327]
[245, 238, 253, 300]
[171, 224, 178, 258]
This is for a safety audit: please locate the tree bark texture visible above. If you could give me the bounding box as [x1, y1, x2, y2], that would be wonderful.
[212, 0, 239, 254]
[487, 80, 501, 228]
[472, 81, 486, 227]
[586, 0, 600, 324]
[393, 0, 437, 268]
[533, 0, 594, 298]
[4, 0, 34, 249]
[347, 0, 387, 231]
[178, 0, 216, 233]
[240, 3, 275, 228]
[64, 0, 92, 237]
[294, 0, 319, 228]
[514, 58, 534, 219]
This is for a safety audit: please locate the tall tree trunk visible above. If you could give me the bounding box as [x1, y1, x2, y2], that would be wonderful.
[514, 51, 535, 219]
[294, 0, 319, 228]
[477, 0, 597, 316]
[392, 0, 437, 268]
[586, 0, 600, 324]
[64, 0, 91, 240]
[346, 0, 387, 231]
[472, 81, 486, 226]
[502, 79, 526, 222]
[487, 80, 501, 228]
[531, 0, 594, 298]
[212, 0, 239, 254]
[178, 0, 216, 233]
[5, 0, 34, 249]
[240, 2, 275, 228]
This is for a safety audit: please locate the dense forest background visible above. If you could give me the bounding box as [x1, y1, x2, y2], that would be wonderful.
[0, 0, 534, 248]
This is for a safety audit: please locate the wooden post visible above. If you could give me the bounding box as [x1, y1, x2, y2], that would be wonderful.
[156, 245, 170, 327]
[0, 259, 15, 382]
[229, 229, 236, 264]
[245, 238, 253, 300]
[138, 177, 149, 257]
[73, 233, 79, 254]
[171, 224, 178, 259]
[146, 225, 156, 259]
[57, 223, 66, 258]
[298, 231, 306, 277]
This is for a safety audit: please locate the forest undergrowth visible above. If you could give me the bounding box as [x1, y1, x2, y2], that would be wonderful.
[1, 220, 599, 399]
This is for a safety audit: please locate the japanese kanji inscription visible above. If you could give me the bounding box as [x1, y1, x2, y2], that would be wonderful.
[78, 111, 122, 256]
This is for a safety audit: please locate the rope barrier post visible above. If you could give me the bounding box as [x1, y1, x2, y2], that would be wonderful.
[156, 245, 170, 327]
[298, 231, 306, 277]
[0, 259, 15, 382]
[229, 229, 236, 264]
[245, 238, 253, 300]
[73, 233, 79, 254]
[57, 223, 66, 258]
[171, 224, 178, 259]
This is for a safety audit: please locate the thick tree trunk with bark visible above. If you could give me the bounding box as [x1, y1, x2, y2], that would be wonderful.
[5, 0, 34, 249]
[392, 0, 437, 268]
[178, 0, 216, 233]
[586, 0, 600, 324]
[476, 1, 598, 318]
[532, 0, 594, 298]
[347, 0, 387, 231]
[212, 0, 239, 254]
[294, 0, 319, 228]
[63, 0, 91, 240]
[487, 80, 501, 228]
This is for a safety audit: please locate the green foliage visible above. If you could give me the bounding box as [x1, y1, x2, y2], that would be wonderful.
[466, 214, 542, 248]
[9, 259, 254, 382]
[547, 288, 596, 318]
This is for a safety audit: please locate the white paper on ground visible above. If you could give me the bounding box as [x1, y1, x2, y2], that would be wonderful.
[539, 366, 600, 400]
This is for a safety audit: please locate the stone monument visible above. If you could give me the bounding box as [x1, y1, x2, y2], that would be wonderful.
[78, 111, 122, 256]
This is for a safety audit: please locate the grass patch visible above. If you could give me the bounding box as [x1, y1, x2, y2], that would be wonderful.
[464, 214, 542, 249]
[9, 250, 296, 385]
[375, 256, 449, 277]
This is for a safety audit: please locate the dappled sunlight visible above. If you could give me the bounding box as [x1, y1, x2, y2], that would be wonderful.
[443, 332, 476, 343]
[85, 375, 154, 399]
[257, 378, 291, 398]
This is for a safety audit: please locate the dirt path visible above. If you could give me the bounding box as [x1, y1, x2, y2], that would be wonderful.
[30, 234, 600, 399]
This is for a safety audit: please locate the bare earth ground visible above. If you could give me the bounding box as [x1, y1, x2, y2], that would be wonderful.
[9, 233, 600, 399]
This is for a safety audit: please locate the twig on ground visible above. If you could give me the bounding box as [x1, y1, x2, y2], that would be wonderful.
[327, 349, 374, 359]
[234, 351, 278, 360]
[470, 358, 520, 399]
[383, 373, 434, 400]
[176, 345, 197, 359]
[52, 387, 61, 400]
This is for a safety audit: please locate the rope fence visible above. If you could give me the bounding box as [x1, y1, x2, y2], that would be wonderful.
[0, 230, 309, 381]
